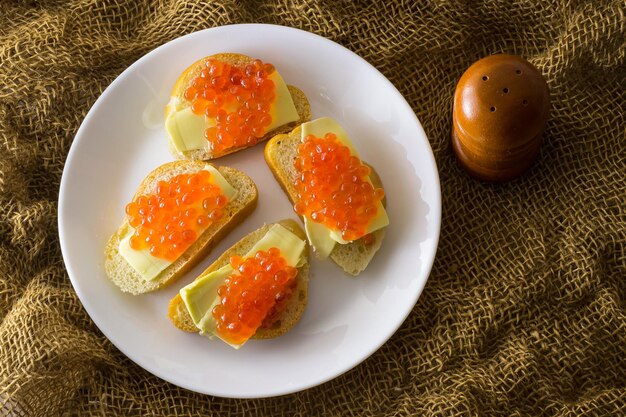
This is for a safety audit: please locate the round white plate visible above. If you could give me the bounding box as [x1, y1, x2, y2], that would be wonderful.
[58, 24, 440, 398]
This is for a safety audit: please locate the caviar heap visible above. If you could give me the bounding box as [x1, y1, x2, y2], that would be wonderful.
[125, 170, 228, 261]
[294, 133, 385, 241]
[184, 58, 277, 154]
[212, 248, 298, 345]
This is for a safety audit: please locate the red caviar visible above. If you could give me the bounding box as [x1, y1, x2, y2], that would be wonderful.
[362, 233, 376, 246]
[125, 170, 228, 261]
[212, 248, 298, 345]
[293, 133, 385, 241]
[184, 58, 276, 154]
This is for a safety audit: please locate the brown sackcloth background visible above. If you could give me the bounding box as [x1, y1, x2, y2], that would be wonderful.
[1, 0, 625, 415]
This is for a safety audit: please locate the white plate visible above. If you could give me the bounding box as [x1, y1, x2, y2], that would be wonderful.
[58, 24, 441, 398]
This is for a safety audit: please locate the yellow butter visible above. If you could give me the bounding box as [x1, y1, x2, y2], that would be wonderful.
[267, 71, 300, 131]
[179, 223, 306, 349]
[301, 117, 357, 155]
[180, 266, 230, 331]
[118, 165, 237, 281]
[304, 217, 336, 259]
[166, 107, 214, 152]
[118, 233, 171, 281]
[166, 70, 299, 153]
[300, 117, 390, 256]
[202, 164, 238, 202]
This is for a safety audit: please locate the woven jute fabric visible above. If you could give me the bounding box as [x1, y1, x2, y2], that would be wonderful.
[1, 0, 624, 415]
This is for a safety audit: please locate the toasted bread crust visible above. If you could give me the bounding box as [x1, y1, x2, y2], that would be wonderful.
[264, 125, 387, 276]
[168, 219, 310, 340]
[165, 53, 311, 161]
[104, 161, 258, 294]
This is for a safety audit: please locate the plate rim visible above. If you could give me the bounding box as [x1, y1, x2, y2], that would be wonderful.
[58, 23, 441, 398]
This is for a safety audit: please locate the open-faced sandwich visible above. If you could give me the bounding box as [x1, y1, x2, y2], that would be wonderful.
[168, 220, 309, 349]
[105, 161, 257, 294]
[265, 117, 389, 275]
[165, 53, 311, 160]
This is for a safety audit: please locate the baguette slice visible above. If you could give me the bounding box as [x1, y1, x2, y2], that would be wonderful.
[105, 161, 258, 295]
[264, 126, 386, 276]
[165, 53, 311, 160]
[168, 219, 310, 339]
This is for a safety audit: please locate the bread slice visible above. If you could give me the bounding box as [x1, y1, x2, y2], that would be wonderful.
[165, 53, 311, 160]
[168, 219, 310, 339]
[264, 125, 386, 276]
[104, 161, 258, 295]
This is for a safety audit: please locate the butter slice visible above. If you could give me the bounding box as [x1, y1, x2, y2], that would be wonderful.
[166, 107, 214, 152]
[118, 165, 237, 282]
[166, 70, 299, 153]
[304, 217, 336, 259]
[179, 223, 306, 349]
[300, 117, 390, 256]
[118, 233, 171, 281]
[181, 265, 231, 328]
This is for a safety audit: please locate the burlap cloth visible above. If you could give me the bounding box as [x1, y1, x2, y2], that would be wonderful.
[1, 0, 625, 415]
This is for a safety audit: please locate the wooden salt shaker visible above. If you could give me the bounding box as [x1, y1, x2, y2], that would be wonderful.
[452, 54, 550, 182]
